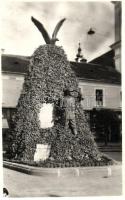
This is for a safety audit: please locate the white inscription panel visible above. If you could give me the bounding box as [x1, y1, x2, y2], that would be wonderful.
[39, 103, 54, 128]
[34, 144, 50, 162]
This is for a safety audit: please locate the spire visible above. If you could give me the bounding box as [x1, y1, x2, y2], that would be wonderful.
[75, 43, 87, 63]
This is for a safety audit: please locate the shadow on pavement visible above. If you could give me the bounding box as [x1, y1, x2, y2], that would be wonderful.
[47, 194, 61, 197]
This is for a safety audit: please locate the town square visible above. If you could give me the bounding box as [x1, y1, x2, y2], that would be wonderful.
[1, 0, 122, 198]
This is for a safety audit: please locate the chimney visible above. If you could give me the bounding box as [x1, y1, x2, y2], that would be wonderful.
[1, 48, 5, 54]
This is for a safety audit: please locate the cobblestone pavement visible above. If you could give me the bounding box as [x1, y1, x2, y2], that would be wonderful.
[3, 165, 122, 197]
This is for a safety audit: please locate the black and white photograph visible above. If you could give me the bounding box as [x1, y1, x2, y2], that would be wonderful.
[1, 0, 123, 198]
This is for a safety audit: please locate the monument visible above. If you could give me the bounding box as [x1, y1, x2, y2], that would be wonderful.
[9, 17, 113, 166]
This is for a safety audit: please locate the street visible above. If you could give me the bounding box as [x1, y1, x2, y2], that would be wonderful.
[3, 165, 122, 197]
[105, 152, 122, 162]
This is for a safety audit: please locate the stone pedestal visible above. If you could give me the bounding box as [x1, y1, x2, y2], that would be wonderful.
[34, 144, 50, 162]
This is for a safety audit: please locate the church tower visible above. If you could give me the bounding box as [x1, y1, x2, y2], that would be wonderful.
[75, 43, 87, 63]
[111, 1, 121, 73]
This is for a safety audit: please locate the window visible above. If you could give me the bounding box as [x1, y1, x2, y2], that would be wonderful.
[96, 89, 103, 107]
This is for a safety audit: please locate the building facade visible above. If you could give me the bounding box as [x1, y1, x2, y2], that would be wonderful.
[71, 60, 121, 144]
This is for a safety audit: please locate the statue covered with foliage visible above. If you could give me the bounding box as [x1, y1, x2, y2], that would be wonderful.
[9, 17, 113, 167]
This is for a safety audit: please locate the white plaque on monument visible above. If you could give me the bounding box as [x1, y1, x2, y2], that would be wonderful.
[34, 144, 50, 162]
[39, 103, 54, 128]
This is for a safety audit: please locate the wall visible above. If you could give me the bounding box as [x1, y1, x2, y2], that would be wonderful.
[114, 1, 121, 42]
[79, 80, 121, 110]
[2, 73, 24, 108]
[111, 1, 121, 73]
[2, 73, 121, 111]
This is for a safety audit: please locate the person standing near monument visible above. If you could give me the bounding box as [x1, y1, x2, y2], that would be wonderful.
[61, 87, 78, 135]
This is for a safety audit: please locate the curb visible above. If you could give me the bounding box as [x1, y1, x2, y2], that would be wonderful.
[3, 161, 122, 177]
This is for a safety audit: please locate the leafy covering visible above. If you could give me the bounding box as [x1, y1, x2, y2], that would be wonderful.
[10, 44, 112, 166]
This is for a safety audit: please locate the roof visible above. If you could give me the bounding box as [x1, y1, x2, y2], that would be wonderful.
[2, 54, 121, 84]
[89, 50, 115, 68]
[2, 54, 29, 74]
[71, 61, 121, 84]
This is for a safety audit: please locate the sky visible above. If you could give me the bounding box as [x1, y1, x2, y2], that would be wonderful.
[1, 0, 115, 62]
